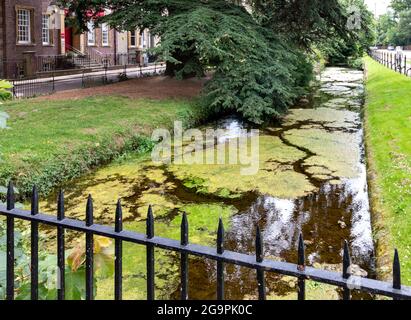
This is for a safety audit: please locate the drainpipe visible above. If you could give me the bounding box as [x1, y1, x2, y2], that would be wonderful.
[1, 0, 6, 78]
[114, 30, 117, 65]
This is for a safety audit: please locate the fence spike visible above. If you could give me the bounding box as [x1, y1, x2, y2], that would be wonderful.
[146, 205, 155, 300]
[181, 212, 188, 246]
[57, 190, 65, 220]
[217, 218, 225, 255]
[298, 233, 305, 268]
[31, 185, 39, 216]
[255, 225, 266, 300]
[115, 199, 123, 233]
[57, 189, 65, 300]
[30, 186, 39, 299]
[297, 233, 306, 300]
[216, 218, 225, 300]
[147, 205, 154, 239]
[180, 212, 189, 300]
[342, 240, 351, 300]
[256, 225, 263, 263]
[114, 199, 123, 300]
[343, 240, 351, 279]
[393, 249, 401, 290]
[86, 194, 93, 226]
[85, 194, 94, 300]
[6, 180, 15, 210]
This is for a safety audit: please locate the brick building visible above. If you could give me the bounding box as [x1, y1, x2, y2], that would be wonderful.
[0, 1, 65, 78]
[0, 2, 160, 79]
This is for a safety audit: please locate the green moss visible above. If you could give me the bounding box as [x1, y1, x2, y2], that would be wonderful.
[284, 128, 360, 181]
[170, 135, 315, 198]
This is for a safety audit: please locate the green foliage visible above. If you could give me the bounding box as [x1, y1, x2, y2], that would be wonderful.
[251, 0, 348, 49]
[376, 0, 411, 46]
[61, 0, 364, 123]
[0, 223, 114, 300]
[156, 4, 313, 123]
[391, 0, 411, 13]
[319, 0, 374, 65]
[0, 80, 12, 101]
[0, 228, 75, 300]
[376, 12, 397, 46]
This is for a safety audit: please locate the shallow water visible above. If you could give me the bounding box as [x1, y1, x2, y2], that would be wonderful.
[41, 67, 375, 300]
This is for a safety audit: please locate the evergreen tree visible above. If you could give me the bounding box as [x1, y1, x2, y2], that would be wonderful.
[60, 0, 371, 123]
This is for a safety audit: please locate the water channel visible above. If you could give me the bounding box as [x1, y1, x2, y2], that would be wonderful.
[40, 67, 375, 300]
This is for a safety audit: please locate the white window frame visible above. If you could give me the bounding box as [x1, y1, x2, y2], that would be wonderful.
[129, 30, 137, 48]
[17, 9, 31, 44]
[141, 31, 145, 48]
[101, 23, 109, 46]
[87, 21, 95, 46]
[42, 14, 51, 45]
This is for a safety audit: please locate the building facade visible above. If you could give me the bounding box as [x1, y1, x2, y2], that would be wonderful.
[0, 2, 160, 79]
[0, 0, 65, 78]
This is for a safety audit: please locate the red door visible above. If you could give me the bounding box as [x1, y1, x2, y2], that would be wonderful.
[65, 27, 72, 51]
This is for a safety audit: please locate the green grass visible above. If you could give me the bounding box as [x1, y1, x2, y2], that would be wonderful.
[364, 57, 411, 284]
[0, 95, 205, 198]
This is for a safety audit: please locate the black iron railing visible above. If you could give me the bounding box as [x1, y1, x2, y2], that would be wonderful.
[370, 50, 411, 76]
[9, 62, 166, 99]
[1, 181, 411, 300]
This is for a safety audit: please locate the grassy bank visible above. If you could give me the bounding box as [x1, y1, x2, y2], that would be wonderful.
[364, 57, 411, 284]
[0, 95, 205, 199]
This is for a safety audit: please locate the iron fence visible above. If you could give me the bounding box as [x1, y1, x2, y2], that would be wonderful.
[9, 62, 166, 99]
[36, 55, 80, 73]
[370, 50, 411, 76]
[0, 181, 410, 300]
[1, 59, 26, 80]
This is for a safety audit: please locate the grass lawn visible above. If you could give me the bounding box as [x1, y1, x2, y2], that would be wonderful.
[364, 57, 411, 284]
[0, 95, 204, 198]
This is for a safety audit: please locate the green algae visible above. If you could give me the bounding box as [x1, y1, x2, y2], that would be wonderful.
[169, 135, 316, 199]
[283, 107, 359, 130]
[283, 128, 360, 181]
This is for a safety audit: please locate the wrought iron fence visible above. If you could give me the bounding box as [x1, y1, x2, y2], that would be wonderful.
[370, 50, 411, 76]
[1, 59, 26, 80]
[9, 62, 166, 99]
[0, 181, 410, 300]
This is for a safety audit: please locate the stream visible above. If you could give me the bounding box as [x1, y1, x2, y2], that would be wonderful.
[40, 67, 375, 300]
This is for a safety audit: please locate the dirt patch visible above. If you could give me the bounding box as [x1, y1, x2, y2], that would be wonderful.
[82, 128, 99, 135]
[36, 76, 208, 101]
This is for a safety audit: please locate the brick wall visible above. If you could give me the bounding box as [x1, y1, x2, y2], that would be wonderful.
[0, 2, 4, 77]
[84, 27, 116, 55]
[3, 1, 60, 65]
[0, 2, 4, 59]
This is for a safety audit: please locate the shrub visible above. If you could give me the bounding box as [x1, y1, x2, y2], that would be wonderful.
[0, 80, 12, 101]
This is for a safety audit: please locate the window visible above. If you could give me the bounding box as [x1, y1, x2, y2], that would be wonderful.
[42, 15, 51, 45]
[102, 23, 109, 46]
[87, 21, 95, 45]
[129, 30, 137, 47]
[140, 31, 145, 48]
[17, 9, 31, 44]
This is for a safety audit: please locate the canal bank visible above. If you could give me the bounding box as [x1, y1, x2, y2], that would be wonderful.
[363, 57, 411, 285]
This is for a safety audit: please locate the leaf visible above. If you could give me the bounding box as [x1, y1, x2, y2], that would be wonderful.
[67, 244, 86, 272]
